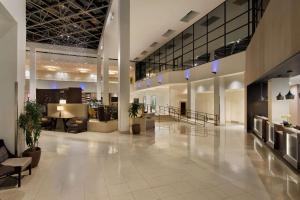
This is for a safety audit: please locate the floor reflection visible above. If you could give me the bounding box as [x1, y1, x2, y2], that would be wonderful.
[0, 121, 299, 200]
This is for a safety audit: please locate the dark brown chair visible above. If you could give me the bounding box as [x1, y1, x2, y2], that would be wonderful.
[40, 116, 52, 130]
[0, 140, 32, 187]
[66, 117, 88, 133]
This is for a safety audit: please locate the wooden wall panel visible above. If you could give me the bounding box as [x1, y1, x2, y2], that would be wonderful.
[245, 0, 300, 85]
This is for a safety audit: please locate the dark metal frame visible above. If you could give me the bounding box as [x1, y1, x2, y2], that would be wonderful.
[136, 0, 269, 81]
[26, 0, 110, 49]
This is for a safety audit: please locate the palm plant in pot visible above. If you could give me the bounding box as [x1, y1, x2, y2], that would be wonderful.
[128, 102, 142, 135]
[18, 101, 42, 168]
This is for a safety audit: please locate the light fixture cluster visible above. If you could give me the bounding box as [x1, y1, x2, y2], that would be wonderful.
[276, 90, 295, 100]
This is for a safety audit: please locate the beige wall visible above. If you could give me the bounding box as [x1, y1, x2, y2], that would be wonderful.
[225, 90, 244, 124]
[245, 0, 300, 85]
[196, 93, 214, 114]
[289, 85, 300, 126]
[48, 104, 88, 118]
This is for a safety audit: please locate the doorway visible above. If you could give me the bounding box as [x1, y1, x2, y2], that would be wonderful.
[180, 101, 186, 115]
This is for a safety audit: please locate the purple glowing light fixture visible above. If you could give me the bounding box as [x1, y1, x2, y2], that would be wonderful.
[157, 74, 163, 84]
[146, 79, 152, 87]
[211, 60, 219, 74]
[184, 69, 190, 80]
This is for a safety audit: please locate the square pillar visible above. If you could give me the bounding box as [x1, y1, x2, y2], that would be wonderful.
[96, 57, 102, 100]
[101, 57, 109, 105]
[187, 82, 195, 111]
[214, 77, 225, 125]
[29, 47, 36, 100]
[117, 0, 130, 133]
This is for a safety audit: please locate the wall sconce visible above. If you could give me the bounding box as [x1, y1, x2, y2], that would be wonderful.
[146, 79, 152, 87]
[157, 74, 163, 84]
[285, 90, 295, 100]
[211, 60, 219, 74]
[276, 92, 284, 100]
[136, 81, 142, 89]
[184, 69, 190, 80]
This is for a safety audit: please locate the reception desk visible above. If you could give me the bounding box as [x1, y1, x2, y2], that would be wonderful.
[283, 127, 300, 169]
[253, 117, 300, 170]
[254, 115, 268, 142]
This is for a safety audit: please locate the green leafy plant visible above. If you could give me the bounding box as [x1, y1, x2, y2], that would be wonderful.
[18, 101, 42, 151]
[128, 102, 141, 119]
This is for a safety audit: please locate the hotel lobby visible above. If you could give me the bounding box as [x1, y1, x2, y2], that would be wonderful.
[0, 0, 300, 199]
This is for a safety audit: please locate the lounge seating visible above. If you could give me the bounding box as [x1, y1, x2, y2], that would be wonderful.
[0, 140, 32, 187]
[41, 116, 52, 130]
[66, 117, 88, 133]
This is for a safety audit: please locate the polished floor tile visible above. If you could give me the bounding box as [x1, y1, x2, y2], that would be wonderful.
[0, 122, 299, 200]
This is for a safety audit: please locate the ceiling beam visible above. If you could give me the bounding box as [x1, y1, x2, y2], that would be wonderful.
[27, 5, 108, 29]
[35, 27, 100, 42]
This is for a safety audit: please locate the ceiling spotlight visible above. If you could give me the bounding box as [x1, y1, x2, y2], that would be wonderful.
[276, 92, 284, 100]
[285, 90, 295, 100]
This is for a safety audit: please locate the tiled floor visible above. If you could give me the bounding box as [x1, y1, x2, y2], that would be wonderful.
[0, 122, 299, 200]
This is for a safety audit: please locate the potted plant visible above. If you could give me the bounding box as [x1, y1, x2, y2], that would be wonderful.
[128, 102, 142, 135]
[18, 101, 42, 168]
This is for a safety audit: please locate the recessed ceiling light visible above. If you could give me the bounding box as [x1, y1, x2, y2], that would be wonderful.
[109, 70, 118, 75]
[78, 68, 89, 73]
[44, 65, 59, 71]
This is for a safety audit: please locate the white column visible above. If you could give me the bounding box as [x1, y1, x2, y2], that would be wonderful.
[187, 82, 195, 111]
[0, 0, 26, 154]
[118, 0, 130, 133]
[29, 47, 36, 100]
[214, 77, 225, 125]
[101, 57, 109, 105]
[96, 57, 102, 100]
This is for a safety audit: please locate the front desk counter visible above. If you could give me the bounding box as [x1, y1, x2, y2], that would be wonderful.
[254, 115, 269, 142]
[253, 116, 300, 170]
[283, 127, 300, 169]
[266, 122, 285, 152]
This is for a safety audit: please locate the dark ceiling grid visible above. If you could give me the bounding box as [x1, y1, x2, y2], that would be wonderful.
[26, 0, 110, 49]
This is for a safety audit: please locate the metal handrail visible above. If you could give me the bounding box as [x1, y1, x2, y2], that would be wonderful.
[158, 105, 219, 126]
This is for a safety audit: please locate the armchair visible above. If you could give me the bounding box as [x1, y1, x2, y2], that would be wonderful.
[0, 140, 32, 187]
[66, 117, 88, 133]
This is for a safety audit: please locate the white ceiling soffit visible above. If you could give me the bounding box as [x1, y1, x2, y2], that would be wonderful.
[26, 42, 98, 57]
[131, 0, 225, 60]
[0, 3, 15, 38]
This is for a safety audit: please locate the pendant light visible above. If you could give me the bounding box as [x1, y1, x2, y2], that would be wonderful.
[260, 83, 265, 101]
[276, 92, 284, 100]
[285, 90, 295, 100]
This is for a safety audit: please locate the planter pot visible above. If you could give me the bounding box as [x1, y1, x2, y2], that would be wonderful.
[22, 147, 41, 168]
[132, 124, 141, 135]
